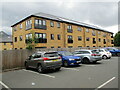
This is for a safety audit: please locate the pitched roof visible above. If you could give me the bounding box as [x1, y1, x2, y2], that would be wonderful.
[11, 12, 113, 34]
[0, 31, 12, 43]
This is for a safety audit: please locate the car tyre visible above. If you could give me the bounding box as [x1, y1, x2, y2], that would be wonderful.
[25, 62, 29, 70]
[37, 64, 44, 73]
[83, 58, 90, 64]
[55, 67, 61, 71]
[63, 61, 68, 67]
[102, 55, 107, 59]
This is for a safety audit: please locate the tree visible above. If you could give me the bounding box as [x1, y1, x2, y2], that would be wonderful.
[26, 31, 37, 50]
[114, 31, 120, 47]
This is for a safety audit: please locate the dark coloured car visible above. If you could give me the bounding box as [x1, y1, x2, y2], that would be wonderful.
[104, 47, 120, 56]
[58, 51, 81, 67]
[25, 51, 62, 73]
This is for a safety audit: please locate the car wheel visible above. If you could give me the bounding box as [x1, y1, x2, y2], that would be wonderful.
[64, 61, 68, 67]
[102, 55, 107, 59]
[83, 58, 90, 64]
[93, 61, 97, 63]
[55, 67, 61, 71]
[25, 62, 29, 70]
[37, 64, 44, 73]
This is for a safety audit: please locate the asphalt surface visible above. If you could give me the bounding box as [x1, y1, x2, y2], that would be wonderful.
[1, 57, 119, 89]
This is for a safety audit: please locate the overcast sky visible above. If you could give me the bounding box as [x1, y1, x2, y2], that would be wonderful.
[0, 0, 119, 35]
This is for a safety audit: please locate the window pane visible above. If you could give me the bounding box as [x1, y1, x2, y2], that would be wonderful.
[43, 34, 46, 38]
[43, 20, 46, 25]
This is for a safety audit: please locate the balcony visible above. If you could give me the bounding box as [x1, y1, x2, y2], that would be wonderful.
[93, 41, 96, 44]
[67, 29, 73, 33]
[34, 24, 47, 30]
[35, 38, 47, 43]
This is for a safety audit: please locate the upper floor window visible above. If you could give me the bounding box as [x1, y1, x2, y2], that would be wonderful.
[13, 26, 17, 31]
[14, 37, 17, 42]
[26, 19, 32, 30]
[57, 22, 60, 28]
[67, 25, 72, 33]
[98, 38, 101, 42]
[103, 33, 106, 37]
[35, 33, 47, 43]
[11, 43, 13, 45]
[20, 24, 22, 29]
[103, 39, 106, 44]
[78, 36, 82, 41]
[98, 31, 101, 35]
[86, 28, 89, 32]
[51, 34, 54, 40]
[19, 35, 23, 41]
[50, 21, 54, 27]
[35, 19, 46, 30]
[92, 30, 96, 36]
[93, 38, 96, 44]
[86, 37, 90, 41]
[57, 34, 61, 40]
[78, 27, 82, 31]
[4, 43, 6, 45]
[68, 35, 73, 43]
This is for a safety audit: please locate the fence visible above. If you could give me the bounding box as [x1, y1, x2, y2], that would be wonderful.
[1, 47, 120, 71]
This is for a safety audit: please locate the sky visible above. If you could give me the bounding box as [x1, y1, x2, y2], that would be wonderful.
[0, 0, 119, 35]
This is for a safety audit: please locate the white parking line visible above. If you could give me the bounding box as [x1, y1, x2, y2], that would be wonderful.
[22, 69, 55, 78]
[0, 81, 10, 89]
[62, 67, 79, 71]
[95, 77, 116, 90]
[84, 65, 96, 67]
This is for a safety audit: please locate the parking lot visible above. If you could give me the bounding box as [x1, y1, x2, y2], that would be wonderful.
[1, 57, 118, 89]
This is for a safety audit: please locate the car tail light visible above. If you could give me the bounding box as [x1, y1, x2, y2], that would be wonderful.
[43, 57, 49, 60]
[58, 56, 61, 59]
[91, 54, 97, 56]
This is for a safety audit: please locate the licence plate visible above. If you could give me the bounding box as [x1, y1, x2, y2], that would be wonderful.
[52, 59, 58, 61]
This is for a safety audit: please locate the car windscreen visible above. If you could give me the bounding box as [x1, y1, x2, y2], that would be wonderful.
[60, 51, 73, 56]
[44, 52, 59, 57]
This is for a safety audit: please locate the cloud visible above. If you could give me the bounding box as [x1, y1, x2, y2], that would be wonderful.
[1, 1, 118, 35]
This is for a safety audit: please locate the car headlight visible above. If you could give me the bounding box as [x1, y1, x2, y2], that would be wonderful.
[69, 59, 75, 60]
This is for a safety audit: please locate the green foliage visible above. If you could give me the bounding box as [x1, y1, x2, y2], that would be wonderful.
[114, 31, 120, 47]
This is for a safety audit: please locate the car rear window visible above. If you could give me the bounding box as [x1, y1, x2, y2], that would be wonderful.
[91, 50, 99, 54]
[44, 52, 59, 57]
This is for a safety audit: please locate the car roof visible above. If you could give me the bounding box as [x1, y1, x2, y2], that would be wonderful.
[36, 51, 58, 54]
[75, 49, 91, 51]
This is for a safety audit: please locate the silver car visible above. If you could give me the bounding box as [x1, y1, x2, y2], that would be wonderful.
[73, 50, 102, 63]
[25, 51, 62, 73]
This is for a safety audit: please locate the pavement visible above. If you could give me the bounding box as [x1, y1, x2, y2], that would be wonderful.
[0, 57, 119, 89]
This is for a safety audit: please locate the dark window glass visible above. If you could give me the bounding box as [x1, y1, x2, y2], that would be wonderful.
[67, 25, 73, 33]
[68, 35, 73, 43]
[51, 34, 54, 40]
[20, 36, 23, 41]
[4, 43, 6, 45]
[15, 37, 17, 42]
[34, 19, 46, 29]
[57, 22, 60, 28]
[86, 37, 90, 41]
[57, 34, 61, 40]
[78, 36, 82, 41]
[35, 33, 47, 43]
[50, 21, 54, 27]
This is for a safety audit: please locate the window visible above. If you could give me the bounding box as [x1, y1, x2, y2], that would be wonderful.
[86, 28, 89, 32]
[57, 22, 60, 28]
[86, 37, 90, 41]
[111, 34, 113, 38]
[4, 48, 6, 50]
[68, 46, 73, 48]
[13, 26, 17, 31]
[78, 36, 82, 41]
[15, 37, 17, 42]
[111, 40, 114, 44]
[26, 19, 32, 30]
[20, 24, 22, 29]
[50, 21, 54, 27]
[103, 33, 106, 37]
[19, 35, 23, 41]
[92, 30, 96, 36]
[35, 19, 46, 29]
[98, 31, 101, 34]
[93, 38, 96, 44]
[25, 34, 32, 43]
[10, 43, 13, 45]
[51, 34, 54, 40]
[98, 38, 101, 42]
[68, 35, 73, 43]
[15, 48, 17, 50]
[35, 33, 47, 43]
[51, 46, 54, 48]
[67, 25, 72, 33]
[103, 39, 106, 44]
[57, 34, 61, 40]
[58, 46, 61, 48]
[4, 43, 6, 45]
[20, 48, 22, 49]
[78, 27, 82, 31]
[78, 46, 82, 48]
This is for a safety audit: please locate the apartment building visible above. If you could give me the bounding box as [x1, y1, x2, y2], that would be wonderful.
[11, 12, 114, 49]
[0, 31, 13, 50]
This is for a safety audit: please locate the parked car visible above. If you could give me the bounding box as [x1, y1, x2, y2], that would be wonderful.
[25, 51, 62, 73]
[73, 50, 102, 64]
[104, 47, 120, 56]
[57, 51, 81, 67]
[92, 49, 112, 59]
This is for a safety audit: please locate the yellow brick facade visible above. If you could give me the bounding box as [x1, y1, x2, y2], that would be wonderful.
[12, 15, 114, 49]
[0, 42, 13, 50]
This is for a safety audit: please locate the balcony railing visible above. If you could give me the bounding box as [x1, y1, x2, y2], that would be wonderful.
[67, 29, 73, 33]
[34, 24, 47, 30]
[68, 40, 73, 43]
